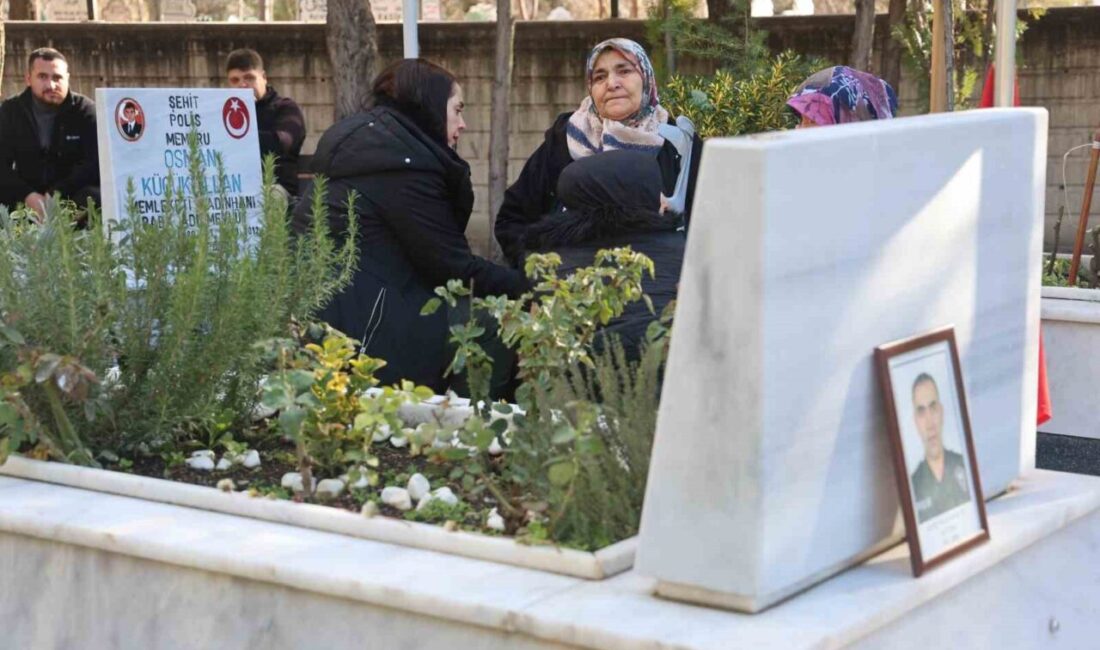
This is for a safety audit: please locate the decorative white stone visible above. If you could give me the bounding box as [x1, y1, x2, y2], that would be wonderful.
[241, 450, 261, 469]
[381, 487, 412, 511]
[407, 473, 431, 502]
[215, 458, 232, 471]
[190, 450, 215, 460]
[371, 424, 392, 442]
[315, 479, 346, 501]
[431, 487, 458, 507]
[390, 434, 408, 449]
[216, 478, 235, 492]
[360, 501, 379, 518]
[488, 437, 503, 456]
[416, 493, 434, 511]
[250, 402, 277, 422]
[637, 109, 1048, 613]
[280, 472, 313, 494]
[340, 468, 371, 490]
[185, 455, 215, 471]
[486, 507, 505, 532]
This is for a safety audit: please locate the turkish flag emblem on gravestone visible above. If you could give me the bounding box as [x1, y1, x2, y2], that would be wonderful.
[222, 97, 251, 139]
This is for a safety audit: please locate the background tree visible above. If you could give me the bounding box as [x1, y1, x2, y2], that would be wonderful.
[487, 0, 513, 261]
[882, 0, 907, 91]
[851, 0, 875, 71]
[327, 0, 379, 121]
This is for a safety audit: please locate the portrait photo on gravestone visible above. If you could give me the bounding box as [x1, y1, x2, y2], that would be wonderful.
[876, 327, 990, 577]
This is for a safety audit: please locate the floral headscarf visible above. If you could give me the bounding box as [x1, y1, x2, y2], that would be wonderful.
[786, 66, 898, 126]
[567, 38, 670, 160]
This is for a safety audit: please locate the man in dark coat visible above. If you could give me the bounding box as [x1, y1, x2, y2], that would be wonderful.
[910, 373, 971, 523]
[226, 48, 306, 199]
[495, 111, 701, 267]
[523, 149, 685, 360]
[0, 47, 99, 217]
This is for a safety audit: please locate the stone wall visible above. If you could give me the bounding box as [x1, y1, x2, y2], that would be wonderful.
[3, 8, 1098, 252]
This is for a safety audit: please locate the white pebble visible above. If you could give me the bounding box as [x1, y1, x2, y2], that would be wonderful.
[190, 449, 215, 460]
[251, 402, 277, 422]
[215, 457, 232, 471]
[381, 486, 412, 511]
[216, 478, 235, 492]
[486, 507, 505, 532]
[407, 473, 431, 502]
[361, 501, 380, 518]
[372, 424, 392, 442]
[488, 437, 503, 455]
[416, 493, 435, 511]
[241, 449, 261, 469]
[431, 486, 458, 506]
[280, 472, 312, 493]
[390, 435, 408, 448]
[186, 455, 215, 471]
[315, 478, 346, 500]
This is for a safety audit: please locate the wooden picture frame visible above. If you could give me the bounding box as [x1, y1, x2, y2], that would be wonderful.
[874, 326, 990, 577]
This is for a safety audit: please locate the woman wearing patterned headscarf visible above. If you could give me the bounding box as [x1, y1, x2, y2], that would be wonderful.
[494, 38, 702, 266]
[786, 66, 899, 127]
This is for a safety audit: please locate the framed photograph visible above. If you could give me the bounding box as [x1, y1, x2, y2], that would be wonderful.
[874, 327, 989, 577]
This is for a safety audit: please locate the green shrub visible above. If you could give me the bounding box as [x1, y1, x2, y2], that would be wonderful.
[426, 248, 672, 550]
[0, 144, 356, 463]
[662, 51, 820, 138]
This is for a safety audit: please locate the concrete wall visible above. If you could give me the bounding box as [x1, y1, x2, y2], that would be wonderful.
[3, 9, 1098, 253]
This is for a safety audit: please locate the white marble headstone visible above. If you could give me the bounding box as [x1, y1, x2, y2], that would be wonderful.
[636, 109, 1048, 612]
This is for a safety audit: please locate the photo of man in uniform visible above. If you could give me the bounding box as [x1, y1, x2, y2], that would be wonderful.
[119, 101, 143, 140]
[909, 372, 971, 523]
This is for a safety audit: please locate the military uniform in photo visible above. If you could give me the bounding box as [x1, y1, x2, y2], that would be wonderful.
[911, 449, 970, 523]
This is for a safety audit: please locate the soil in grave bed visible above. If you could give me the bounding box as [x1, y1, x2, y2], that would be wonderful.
[119, 440, 513, 531]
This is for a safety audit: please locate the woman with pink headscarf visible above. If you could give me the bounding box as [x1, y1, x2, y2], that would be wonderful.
[787, 66, 898, 127]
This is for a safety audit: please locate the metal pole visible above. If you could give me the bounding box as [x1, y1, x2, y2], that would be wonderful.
[929, 0, 946, 112]
[403, 0, 420, 59]
[993, 0, 1015, 107]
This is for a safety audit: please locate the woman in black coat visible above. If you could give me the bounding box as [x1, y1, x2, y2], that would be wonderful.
[495, 38, 701, 267]
[293, 59, 527, 393]
[523, 149, 684, 360]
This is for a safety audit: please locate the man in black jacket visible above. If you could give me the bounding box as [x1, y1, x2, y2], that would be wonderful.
[0, 48, 100, 217]
[225, 49, 306, 200]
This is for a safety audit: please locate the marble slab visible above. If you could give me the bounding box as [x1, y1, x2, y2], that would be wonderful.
[0, 470, 1098, 649]
[1040, 286, 1100, 439]
[0, 455, 634, 579]
[637, 109, 1048, 612]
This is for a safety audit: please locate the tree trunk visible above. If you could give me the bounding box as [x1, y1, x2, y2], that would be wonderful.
[326, 0, 380, 121]
[942, 0, 954, 111]
[0, 23, 5, 81]
[851, 0, 875, 72]
[882, 0, 906, 90]
[487, 0, 513, 262]
[9, 0, 38, 20]
[707, 0, 727, 21]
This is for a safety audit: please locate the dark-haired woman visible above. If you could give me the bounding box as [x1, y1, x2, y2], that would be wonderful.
[294, 59, 526, 394]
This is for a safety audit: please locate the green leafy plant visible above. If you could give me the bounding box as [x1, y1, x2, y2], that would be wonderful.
[661, 51, 819, 138]
[258, 321, 435, 495]
[0, 138, 356, 464]
[425, 249, 672, 549]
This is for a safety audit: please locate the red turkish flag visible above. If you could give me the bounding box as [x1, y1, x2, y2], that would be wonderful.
[978, 65, 1051, 426]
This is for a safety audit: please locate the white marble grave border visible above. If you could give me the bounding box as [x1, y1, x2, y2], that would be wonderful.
[1, 469, 1099, 649]
[0, 455, 635, 579]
